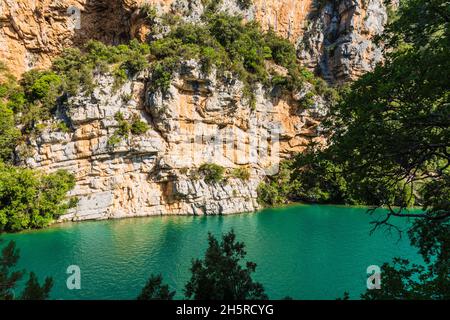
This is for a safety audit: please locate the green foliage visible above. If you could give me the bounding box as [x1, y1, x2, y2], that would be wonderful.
[108, 112, 149, 148]
[107, 134, 123, 149]
[257, 161, 300, 206]
[121, 93, 133, 103]
[0, 103, 21, 163]
[264, 29, 297, 68]
[21, 70, 63, 108]
[53, 39, 149, 96]
[202, 0, 222, 13]
[1, 239, 53, 300]
[199, 163, 225, 184]
[0, 40, 150, 138]
[325, 0, 450, 215]
[0, 65, 26, 113]
[130, 116, 150, 135]
[374, 218, 450, 300]
[236, 0, 252, 10]
[284, 0, 449, 215]
[137, 274, 175, 300]
[0, 164, 76, 232]
[184, 230, 268, 300]
[140, 3, 158, 25]
[20, 272, 53, 300]
[231, 167, 251, 181]
[146, 12, 333, 105]
[114, 111, 131, 138]
[291, 149, 357, 204]
[56, 121, 71, 133]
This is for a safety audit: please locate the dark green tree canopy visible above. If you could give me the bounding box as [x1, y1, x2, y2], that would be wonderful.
[184, 230, 267, 300]
[137, 274, 175, 300]
[0, 240, 53, 300]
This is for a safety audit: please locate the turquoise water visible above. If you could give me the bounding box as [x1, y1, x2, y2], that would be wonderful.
[1, 205, 422, 300]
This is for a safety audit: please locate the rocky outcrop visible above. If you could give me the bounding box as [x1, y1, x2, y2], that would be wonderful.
[0, 0, 391, 82]
[21, 62, 326, 221]
[298, 0, 390, 83]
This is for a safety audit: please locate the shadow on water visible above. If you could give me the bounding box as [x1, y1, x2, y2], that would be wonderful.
[1, 204, 423, 300]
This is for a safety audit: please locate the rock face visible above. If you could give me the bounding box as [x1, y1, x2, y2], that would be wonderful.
[298, 0, 389, 83]
[0, 0, 390, 82]
[21, 62, 326, 221]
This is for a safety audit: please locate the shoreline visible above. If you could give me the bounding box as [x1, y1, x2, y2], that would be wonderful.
[1, 202, 425, 235]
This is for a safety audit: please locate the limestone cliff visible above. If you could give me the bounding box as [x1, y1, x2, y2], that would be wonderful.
[1, 0, 391, 221]
[0, 0, 390, 82]
[20, 61, 326, 220]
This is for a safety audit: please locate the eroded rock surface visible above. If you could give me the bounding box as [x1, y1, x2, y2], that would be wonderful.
[1, 0, 391, 82]
[21, 62, 326, 221]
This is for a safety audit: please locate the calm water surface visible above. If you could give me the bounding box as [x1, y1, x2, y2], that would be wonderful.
[2, 204, 422, 300]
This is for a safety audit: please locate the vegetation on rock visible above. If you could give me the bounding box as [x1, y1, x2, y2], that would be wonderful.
[199, 163, 225, 184]
[0, 164, 76, 232]
[231, 167, 251, 181]
[146, 12, 336, 106]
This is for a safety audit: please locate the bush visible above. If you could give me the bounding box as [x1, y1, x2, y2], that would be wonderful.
[145, 12, 336, 107]
[231, 167, 251, 181]
[140, 4, 158, 24]
[0, 164, 76, 232]
[131, 116, 149, 135]
[0, 103, 21, 162]
[199, 163, 225, 183]
[21, 70, 63, 110]
[256, 161, 301, 206]
[137, 274, 175, 300]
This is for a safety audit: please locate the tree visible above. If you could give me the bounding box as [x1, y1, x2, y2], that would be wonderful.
[317, 0, 449, 299]
[0, 164, 76, 232]
[0, 239, 53, 300]
[184, 230, 268, 300]
[0, 240, 23, 300]
[0, 103, 20, 162]
[137, 274, 175, 300]
[20, 272, 53, 300]
[327, 0, 449, 223]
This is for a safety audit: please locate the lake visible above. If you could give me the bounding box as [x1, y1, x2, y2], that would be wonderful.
[1, 204, 422, 300]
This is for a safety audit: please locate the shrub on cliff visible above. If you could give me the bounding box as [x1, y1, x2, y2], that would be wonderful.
[146, 12, 335, 106]
[21, 70, 63, 109]
[0, 239, 53, 299]
[0, 164, 76, 232]
[54, 40, 150, 95]
[0, 103, 21, 163]
[231, 167, 251, 181]
[131, 116, 150, 135]
[199, 163, 225, 184]
[256, 161, 301, 206]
